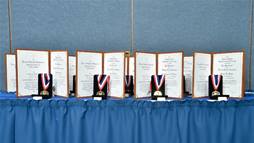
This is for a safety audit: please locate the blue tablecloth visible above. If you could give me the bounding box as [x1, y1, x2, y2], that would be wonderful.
[1, 91, 254, 143]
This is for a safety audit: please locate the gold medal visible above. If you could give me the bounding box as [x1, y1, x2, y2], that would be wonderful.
[154, 91, 163, 96]
[212, 91, 220, 96]
[96, 91, 105, 96]
[40, 90, 49, 95]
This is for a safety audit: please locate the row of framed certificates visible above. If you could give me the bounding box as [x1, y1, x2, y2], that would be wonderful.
[5, 49, 245, 99]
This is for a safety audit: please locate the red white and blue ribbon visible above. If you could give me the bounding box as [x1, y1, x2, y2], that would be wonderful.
[211, 74, 221, 91]
[125, 76, 132, 87]
[97, 75, 110, 92]
[41, 73, 50, 91]
[153, 74, 165, 91]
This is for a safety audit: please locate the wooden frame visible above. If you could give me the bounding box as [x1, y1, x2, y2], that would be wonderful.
[16, 48, 50, 97]
[157, 51, 184, 99]
[76, 50, 103, 98]
[5, 53, 16, 92]
[104, 51, 126, 99]
[212, 50, 245, 98]
[76, 50, 126, 98]
[134, 51, 156, 99]
[49, 50, 69, 98]
[192, 52, 212, 98]
[192, 50, 245, 99]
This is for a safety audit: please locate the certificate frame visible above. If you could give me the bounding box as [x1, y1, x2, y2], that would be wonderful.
[5, 53, 16, 92]
[134, 51, 157, 99]
[76, 50, 103, 98]
[192, 52, 212, 98]
[49, 50, 69, 98]
[157, 51, 184, 99]
[16, 48, 50, 97]
[183, 56, 194, 95]
[212, 50, 245, 98]
[104, 51, 126, 99]
[68, 55, 76, 94]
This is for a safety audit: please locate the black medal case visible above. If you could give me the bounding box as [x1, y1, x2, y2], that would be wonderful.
[93, 74, 109, 100]
[125, 75, 134, 96]
[151, 75, 166, 100]
[38, 73, 53, 99]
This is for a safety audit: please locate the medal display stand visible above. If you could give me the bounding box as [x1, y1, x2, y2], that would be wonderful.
[38, 73, 53, 99]
[69, 75, 76, 97]
[93, 74, 110, 100]
[125, 75, 134, 97]
[208, 74, 229, 100]
[151, 75, 167, 100]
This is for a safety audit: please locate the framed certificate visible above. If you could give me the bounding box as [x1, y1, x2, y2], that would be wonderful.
[5, 54, 16, 92]
[135, 52, 157, 98]
[16, 49, 49, 97]
[192, 52, 212, 98]
[68, 56, 76, 93]
[50, 50, 69, 97]
[212, 51, 245, 98]
[104, 52, 125, 98]
[157, 52, 183, 99]
[135, 52, 183, 99]
[76, 51, 125, 98]
[76, 51, 103, 98]
[184, 56, 193, 94]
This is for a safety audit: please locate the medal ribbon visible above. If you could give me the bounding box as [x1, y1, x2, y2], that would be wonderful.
[211, 74, 221, 91]
[97, 75, 110, 92]
[125, 75, 132, 87]
[153, 75, 165, 91]
[41, 73, 50, 91]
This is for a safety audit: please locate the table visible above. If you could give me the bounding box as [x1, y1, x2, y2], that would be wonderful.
[1, 92, 254, 143]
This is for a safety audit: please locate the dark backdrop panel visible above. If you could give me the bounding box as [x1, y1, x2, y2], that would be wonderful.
[135, 0, 251, 89]
[12, 0, 131, 55]
[0, 0, 10, 90]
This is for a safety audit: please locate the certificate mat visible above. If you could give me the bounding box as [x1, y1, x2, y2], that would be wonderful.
[184, 56, 193, 94]
[68, 56, 76, 92]
[5, 54, 16, 92]
[193, 53, 211, 98]
[76, 51, 102, 97]
[16, 49, 49, 97]
[104, 52, 125, 98]
[212, 52, 244, 98]
[158, 52, 183, 98]
[50, 51, 68, 97]
[135, 52, 156, 98]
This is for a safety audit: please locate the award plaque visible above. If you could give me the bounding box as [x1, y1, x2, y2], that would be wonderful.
[16, 49, 49, 97]
[125, 75, 134, 97]
[93, 74, 110, 100]
[5, 54, 16, 92]
[50, 50, 68, 97]
[38, 73, 53, 99]
[151, 75, 166, 100]
[192, 52, 212, 98]
[212, 51, 245, 98]
[135, 52, 183, 99]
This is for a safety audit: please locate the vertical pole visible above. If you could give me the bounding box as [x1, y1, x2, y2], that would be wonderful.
[7, 0, 12, 54]
[131, 0, 135, 55]
[249, 0, 253, 89]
